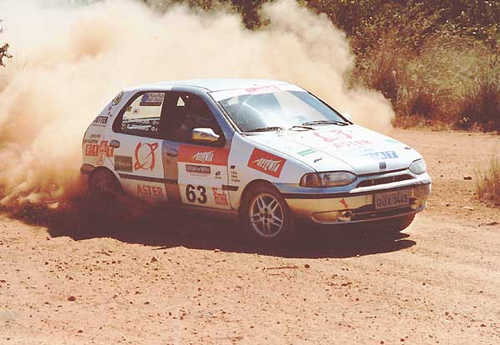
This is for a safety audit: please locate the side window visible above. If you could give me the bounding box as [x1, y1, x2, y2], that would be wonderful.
[117, 92, 165, 137]
[164, 93, 223, 145]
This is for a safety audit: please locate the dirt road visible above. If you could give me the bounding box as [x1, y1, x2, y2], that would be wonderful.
[1, 129, 499, 345]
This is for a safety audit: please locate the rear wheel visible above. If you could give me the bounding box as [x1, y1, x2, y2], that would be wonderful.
[241, 183, 295, 242]
[88, 169, 123, 221]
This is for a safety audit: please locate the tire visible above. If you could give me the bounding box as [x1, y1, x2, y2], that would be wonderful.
[88, 169, 123, 222]
[241, 183, 295, 242]
[374, 213, 416, 233]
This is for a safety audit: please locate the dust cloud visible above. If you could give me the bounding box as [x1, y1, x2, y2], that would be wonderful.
[0, 0, 394, 206]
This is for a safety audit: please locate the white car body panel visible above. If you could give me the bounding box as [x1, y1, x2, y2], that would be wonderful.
[226, 134, 313, 209]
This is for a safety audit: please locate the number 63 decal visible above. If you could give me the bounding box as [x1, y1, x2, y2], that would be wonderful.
[186, 184, 207, 204]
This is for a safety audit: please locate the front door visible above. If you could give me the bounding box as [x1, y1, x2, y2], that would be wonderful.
[161, 92, 231, 210]
[109, 91, 168, 203]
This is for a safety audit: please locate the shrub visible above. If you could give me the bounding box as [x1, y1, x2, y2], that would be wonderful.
[475, 157, 500, 206]
[456, 56, 500, 131]
[143, 0, 500, 130]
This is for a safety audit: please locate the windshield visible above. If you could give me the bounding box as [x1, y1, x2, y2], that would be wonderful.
[216, 90, 349, 132]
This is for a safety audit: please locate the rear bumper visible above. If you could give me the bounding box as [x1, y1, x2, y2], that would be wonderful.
[282, 177, 431, 225]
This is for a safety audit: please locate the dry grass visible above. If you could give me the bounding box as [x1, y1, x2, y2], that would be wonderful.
[351, 28, 499, 132]
[475, 157, 500, 206]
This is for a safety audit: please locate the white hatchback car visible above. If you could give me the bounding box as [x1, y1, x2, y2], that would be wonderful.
[82, 79, 431, 241]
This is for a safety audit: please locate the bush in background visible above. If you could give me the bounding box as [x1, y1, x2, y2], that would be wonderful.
[475, 157, 500, 206]
[143, 0, 499, 131]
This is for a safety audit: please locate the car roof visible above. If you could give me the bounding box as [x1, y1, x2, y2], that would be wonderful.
[125, 78, 296, 93]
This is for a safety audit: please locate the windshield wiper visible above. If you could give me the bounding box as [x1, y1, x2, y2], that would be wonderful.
[302, 120, 349, 126]
[246, 126, 285, 133]
[289, 125, 314, 130]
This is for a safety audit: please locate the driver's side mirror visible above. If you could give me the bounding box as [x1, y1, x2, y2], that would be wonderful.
[192, 128, 220, 143]
[343, 113, 353, 122]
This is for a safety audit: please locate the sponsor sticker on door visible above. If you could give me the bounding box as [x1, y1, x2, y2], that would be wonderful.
[178, 145, 229, 166]
[247, 149, 285, 178]
[186, 165, 211, 175]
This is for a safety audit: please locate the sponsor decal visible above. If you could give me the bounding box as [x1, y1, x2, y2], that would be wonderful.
[298, 148, 316, 156]
[340, 199, 348, 209]
[92, 116, 108, 126]
[140, 92, 164, 107]
[379, 161, 387, 170]
[212, 188, 228, 206]
[192, 151, 214, 163]
[85, 140, 114, 164]
[245, 85, 280, 94]
[186, 165, 211, 175]
[312, 129, 375, 149]
[137, 185, 164, 201]
[230, 170, 240, 183]
[247, 149, 285, 178]
[134, 142, 159, 171]
[313, 129, 353, 142]
[178, 145, 229, 166]
[111, 92, 123, 106]
[365, 151, 398, 160]
[114, 155, 133, 172]
[83, 134, 102, 145]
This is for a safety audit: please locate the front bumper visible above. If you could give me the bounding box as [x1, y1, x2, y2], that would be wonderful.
[280, 173, 431, 224]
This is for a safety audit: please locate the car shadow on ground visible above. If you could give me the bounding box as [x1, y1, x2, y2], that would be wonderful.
[40, 199, 416, 259]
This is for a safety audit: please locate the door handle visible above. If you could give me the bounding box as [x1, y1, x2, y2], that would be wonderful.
[109, 140, 120, 148]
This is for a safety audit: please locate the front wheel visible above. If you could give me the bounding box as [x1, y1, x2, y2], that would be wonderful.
[241, 184, 295, 242]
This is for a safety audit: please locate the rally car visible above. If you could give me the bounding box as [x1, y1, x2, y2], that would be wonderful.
[81, 79, 431, 241]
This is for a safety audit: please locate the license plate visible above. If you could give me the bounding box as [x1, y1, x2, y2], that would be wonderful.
[374, 190, 410, 209]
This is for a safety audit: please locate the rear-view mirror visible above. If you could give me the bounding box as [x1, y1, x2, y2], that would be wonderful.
[192, 128, 220, 143]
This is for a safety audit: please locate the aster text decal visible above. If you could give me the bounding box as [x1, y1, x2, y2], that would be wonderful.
[137, 184, 164, 201]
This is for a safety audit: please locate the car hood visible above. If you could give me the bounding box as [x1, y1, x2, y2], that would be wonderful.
[244, 125, 421, 175]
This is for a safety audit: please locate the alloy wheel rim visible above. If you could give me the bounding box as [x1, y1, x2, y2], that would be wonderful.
[249, 193, 284, 238]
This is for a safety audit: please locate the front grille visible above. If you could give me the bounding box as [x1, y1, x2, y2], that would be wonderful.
[351, 206, 413, 221]
[356, 174, 413, 188]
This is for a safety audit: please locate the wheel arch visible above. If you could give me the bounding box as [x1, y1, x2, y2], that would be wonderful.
[89, 166, 123, 192]
[238, 179, 281, 215]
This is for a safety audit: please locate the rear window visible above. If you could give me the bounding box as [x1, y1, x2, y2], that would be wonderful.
[119, 92, 165, 137]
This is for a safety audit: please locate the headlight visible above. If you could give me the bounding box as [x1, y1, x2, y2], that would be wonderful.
[300, 171, 357, 187]
[409, 159, 426, 175]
